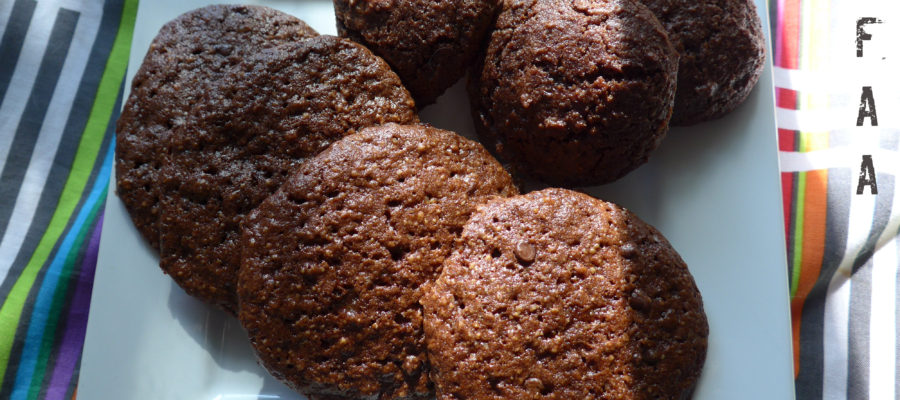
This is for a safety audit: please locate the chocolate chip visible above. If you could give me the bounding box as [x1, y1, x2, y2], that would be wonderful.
[643, 347, 660, 364]
[402, 355, 421, 374]
[514, 241, 535, 263]
[525, 377, 544, 391]
[213, 43, 233, 56]
[621, 242, 637, 258]
[629, 290, 652, 312]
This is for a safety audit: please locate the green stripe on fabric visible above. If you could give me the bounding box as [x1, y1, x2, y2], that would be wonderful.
[27, 185, 108, 400]
[791, 171, 806, 298]
[0, 0, 137, 386]
[790, 132, 809, 298]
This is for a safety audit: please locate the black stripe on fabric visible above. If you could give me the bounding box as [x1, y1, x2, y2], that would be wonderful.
[882, 126, 900, 398]
[847, 260, 874, 400]
[0, 0, 124, 393]
[852, 174, 895, 274]
[0, 0, 37, 105]
[37, 83, 121, 399]
[0, 7, 79, 243]
[0, 0, 122, 304]
[847, 173, 894, 400]
[795, 167, 851, 400]
[0, 232, 51, 396]
[767, 0, 777, 58]
[0, 11, 80, 390]
[0, 89, 116, 400]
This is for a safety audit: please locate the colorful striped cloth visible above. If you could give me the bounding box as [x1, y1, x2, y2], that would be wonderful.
[772, 0, 900, 398]
[0, 0, 136, 399]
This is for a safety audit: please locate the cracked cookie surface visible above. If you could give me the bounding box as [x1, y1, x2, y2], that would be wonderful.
[116, 5, 318, 249]
[469, 0, 677, 186]
[239, 123, 516, 400]
[155, 35, 418, 313]
[334, 0, 497, 106]
[423, 188, 708, 400]
[639, 0, 766, 125]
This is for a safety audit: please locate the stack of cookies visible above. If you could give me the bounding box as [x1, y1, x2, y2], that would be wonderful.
[114, 0, 766, 397]
[117, 5, 419, 313]
[339, 0, 766, 186]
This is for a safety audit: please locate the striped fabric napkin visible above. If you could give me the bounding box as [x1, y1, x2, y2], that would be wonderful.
[0, 0, 136, 399]
[772, 0, 900, 398]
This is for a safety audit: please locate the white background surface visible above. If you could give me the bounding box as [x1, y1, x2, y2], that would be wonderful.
[77, 0, 795, 398]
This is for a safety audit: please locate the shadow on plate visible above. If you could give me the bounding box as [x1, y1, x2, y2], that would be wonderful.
[166, 283, 306, 399]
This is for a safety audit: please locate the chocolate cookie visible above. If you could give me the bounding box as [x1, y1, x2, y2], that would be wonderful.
[157, 36, 419, 313]
[116, 5, 318, 249]
[333, 0, 498, 106]
[640, 0, 766, 125]
[422, 188, 708, 399]
[238, 124, 517, 400]
[470, 0, 677, 186]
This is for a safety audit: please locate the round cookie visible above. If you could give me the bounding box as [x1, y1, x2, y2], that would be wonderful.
[116, 5, 318, 249]
[238, 124, 517, 400]
[639, 0, 766, 125]
[422, 188, 708, 399]
[157, 36, 419, 313]
[334, 0, 498, 106]
[469, 0, 678, 186]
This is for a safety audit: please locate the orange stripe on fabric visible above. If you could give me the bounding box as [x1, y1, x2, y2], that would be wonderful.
[791, 168, 828, 376]
[780, 0, 803, 377]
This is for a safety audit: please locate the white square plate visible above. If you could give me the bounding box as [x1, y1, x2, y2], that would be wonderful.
[77, 0, 795, 398]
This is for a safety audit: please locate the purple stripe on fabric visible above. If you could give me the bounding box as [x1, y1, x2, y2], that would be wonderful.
[43, 211, 103, 400]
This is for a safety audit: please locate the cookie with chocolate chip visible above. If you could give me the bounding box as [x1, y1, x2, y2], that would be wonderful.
[422, 188, 708, 399]
[238, 123, 517, 399]
[116, 4, 318, 249]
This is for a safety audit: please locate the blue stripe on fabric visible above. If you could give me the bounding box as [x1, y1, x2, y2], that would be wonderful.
[9, 143, 113, 400]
